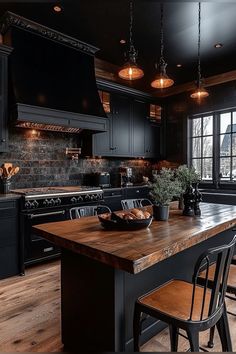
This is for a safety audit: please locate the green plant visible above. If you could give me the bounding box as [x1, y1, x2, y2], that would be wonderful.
[150, 168, 182, 206]
[175, 165, 200, 192]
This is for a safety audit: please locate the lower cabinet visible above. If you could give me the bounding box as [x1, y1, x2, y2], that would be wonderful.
[103, 188, 124, 211]
[103, 186, 151, 211]
[0, 198, 20, 279]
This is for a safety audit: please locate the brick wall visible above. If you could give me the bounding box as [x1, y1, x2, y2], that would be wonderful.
[0, 128, 153, 189]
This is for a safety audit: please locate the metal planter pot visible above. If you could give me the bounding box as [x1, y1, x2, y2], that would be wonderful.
[153, 204, 169, 221]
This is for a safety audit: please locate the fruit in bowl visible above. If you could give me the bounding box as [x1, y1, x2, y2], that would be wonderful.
[98, 208, 153, 230]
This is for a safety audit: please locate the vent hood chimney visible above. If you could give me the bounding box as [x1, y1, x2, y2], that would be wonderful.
[0, 12, 107, 133]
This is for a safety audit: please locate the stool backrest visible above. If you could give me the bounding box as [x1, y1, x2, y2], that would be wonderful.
[69, 205, 111, 219]
[190, 235, 236, 321]
[121, 198, 152, 210]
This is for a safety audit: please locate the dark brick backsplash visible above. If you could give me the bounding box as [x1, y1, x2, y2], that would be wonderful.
[0, 128, 154, 189]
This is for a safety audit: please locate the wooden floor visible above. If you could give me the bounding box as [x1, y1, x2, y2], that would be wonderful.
[0, 261, 235, 352]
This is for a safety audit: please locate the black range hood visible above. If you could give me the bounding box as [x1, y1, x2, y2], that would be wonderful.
[0, 12, 107, 133]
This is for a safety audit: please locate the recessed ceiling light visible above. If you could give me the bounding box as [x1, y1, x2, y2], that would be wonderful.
[53, 4, 63, 13]
[214, 43, 223, 49]
[120, 39, 126, 44]
[176, 64, 182, 68]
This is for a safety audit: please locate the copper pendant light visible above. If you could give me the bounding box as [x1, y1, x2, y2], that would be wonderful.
[118, 0, 144, 80]
[151, 3, 174, 89]
[190, 3, 209, 99]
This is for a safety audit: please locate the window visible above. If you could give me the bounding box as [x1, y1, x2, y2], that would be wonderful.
[219, 111, 236, 181]
[190, 115, 213, 181]
[189, 108, 236, 185]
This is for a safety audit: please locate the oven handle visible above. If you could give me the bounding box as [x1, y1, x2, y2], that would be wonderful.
[28, 210, 66, 219]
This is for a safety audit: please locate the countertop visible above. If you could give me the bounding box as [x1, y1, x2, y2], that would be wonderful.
[33, 203, 236, 274]
[0, 193, 21, 200]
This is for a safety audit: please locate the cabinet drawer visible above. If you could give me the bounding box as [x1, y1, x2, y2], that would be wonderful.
[126, 187, 149, 199]
[103, 189, 123, 197]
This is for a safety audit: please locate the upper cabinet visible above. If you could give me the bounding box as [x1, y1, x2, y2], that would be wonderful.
[93, 92, 161, 158]
[0, 45, 12, 152]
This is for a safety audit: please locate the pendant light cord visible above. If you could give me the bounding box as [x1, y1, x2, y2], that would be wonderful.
[197, 2, 202, 85]
[129, 0, 137, 60]
[160, 3, 164, 64]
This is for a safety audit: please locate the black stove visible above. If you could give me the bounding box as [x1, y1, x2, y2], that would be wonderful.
[13, 186, 103, 210]
[13, 186, 104, 272]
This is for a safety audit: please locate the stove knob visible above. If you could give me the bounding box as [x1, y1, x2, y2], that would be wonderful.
[25, 201, 32, 209]
[77, 196, 83, 202]
[32, 200, 39, 208]
[49, 199, 55, 206]
[71, 197, 77, 204]
[85, 194, 91, 201]
[98, 193, 103, 199]
[93, 194, 98, 200]
[55, 198, 61, 205]
[43, 199, 49, 207]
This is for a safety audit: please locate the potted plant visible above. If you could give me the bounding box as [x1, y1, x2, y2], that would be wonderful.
[175, 165, 200, 210]
[150, 168, 182, 221]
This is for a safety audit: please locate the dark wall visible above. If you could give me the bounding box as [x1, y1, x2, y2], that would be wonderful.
[0, 127, 152, 189]
[164, 80, 236, 163]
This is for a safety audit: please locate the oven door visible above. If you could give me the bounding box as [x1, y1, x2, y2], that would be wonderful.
[21, 208, 67, 266]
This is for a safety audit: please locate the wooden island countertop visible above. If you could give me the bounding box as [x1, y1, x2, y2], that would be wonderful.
[33, 203, 236, 274]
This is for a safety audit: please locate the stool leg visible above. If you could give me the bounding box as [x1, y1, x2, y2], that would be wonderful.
[208, 326, 216, 348]
[169, 325, 179, 351]
[187, 329, 199, 352]
[133, 303, 142, 352]
[216, 304, 232, 352]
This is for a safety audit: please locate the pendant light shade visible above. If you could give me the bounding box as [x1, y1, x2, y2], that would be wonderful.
[191, 3, 209, 99]
[151, 62, 174, 89]
[118, 0, 144, 81]
[151, 3, 174, 89]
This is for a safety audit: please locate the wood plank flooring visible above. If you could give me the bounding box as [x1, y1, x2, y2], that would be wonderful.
[0, 260, 235, 352]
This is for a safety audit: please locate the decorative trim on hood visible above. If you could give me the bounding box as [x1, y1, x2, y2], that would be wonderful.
[0, 11, 98, 56]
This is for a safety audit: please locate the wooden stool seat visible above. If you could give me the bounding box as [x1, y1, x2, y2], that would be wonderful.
[200, 264, 236, 294]
[133, 236, 236, 352]
[138, 279, 211, 321]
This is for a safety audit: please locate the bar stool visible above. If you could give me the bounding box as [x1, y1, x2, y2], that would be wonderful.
[69, 205, 111, 219]
[198, 258, 236, 348]
[133, 236, 236, 352]
[121, 198, 152, 210]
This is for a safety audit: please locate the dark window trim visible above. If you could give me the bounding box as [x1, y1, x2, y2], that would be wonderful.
[189, 107, 236, 190]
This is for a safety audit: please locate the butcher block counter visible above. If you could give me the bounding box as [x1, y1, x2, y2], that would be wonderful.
[34, 203, 236, 352]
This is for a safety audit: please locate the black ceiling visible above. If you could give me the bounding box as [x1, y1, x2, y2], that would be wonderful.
[1, 1, 236, 93]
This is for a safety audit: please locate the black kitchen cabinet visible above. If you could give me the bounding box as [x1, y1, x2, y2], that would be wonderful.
[125, 186, 150, 200]
[93, 94, 132, 157]
[132, 100, 146, 157]
[93, 92, 160, 158]
[0, 45, 12, 152]
[0, 198, 20, 279]
[144, 121, 160, 158]
[103, 188, 124, 211]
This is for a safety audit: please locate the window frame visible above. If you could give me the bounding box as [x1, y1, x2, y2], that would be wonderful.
[188, 107, 236, 190]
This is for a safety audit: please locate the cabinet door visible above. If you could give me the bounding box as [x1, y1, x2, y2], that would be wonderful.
[0, 200, 19, 279]
[112, 95, 132, 156]
[93, 114, 112, 156]
[144, 121, 160, 158]
[132, 100, 146, 157]
[0, 54, 8, 152]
